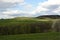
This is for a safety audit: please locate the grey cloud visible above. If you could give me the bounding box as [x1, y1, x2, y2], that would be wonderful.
[44, 5, 60, 11]
[9, 14, 25, 16]
[36, 5, 60, 16]
[0, 2, 16, 9]
[35, 10, 59, 16]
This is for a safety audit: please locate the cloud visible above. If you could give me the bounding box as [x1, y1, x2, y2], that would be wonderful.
[0, 15, 14, 19]
[0, 0, 24, 3]
[0, 9, 34, 19]
[33, 0, 60, 16]
[0, 0, 33, 18]
[0, 2, 16, 9]
[23, 4, 32, 11]
[52, 7, 60, 15]
[2, 9, 34, 15]
[0, 0, 24, 11]
[0, 0, 32, 11]
[19, 3, 33, 11]
[0, 0, 60, 18]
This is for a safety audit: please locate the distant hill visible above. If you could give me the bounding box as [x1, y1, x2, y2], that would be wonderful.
[37, 15, 60, 19]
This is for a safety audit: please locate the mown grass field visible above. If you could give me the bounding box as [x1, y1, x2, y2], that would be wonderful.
[0, 32, 60, 40]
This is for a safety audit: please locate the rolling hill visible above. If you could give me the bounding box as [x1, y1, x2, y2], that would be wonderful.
[37, 15, 60, 19]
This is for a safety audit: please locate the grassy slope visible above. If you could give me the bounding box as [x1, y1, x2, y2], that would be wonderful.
[0, 32, 60, 40]
[0, 18, 53, 26]
[0, 18, 60, 40]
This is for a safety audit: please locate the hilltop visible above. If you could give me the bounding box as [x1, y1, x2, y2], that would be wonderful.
[37, 15, 60, 19]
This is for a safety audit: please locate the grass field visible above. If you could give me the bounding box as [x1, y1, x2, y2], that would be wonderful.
[0, 32, 60, 40]
[0, 18, 60, 40]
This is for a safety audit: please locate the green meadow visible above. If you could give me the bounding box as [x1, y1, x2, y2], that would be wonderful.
[0, 32, 60, 40]
[0, 17, 60, 40]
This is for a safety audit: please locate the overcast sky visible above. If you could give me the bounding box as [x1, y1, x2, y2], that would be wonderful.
[0, 0, 60, 19]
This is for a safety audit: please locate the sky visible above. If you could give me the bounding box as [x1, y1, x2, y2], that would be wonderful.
[0, 0, 60, 19]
